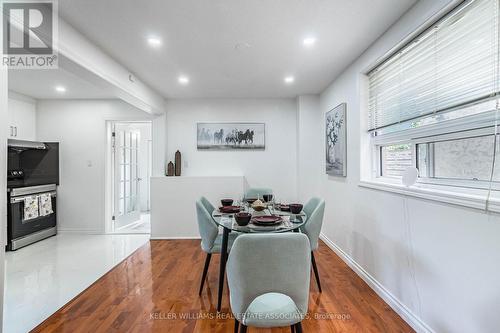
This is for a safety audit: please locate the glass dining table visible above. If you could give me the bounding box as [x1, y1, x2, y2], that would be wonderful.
[211, 206, 308, 311]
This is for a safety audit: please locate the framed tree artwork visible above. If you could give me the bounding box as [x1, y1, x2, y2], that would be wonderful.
[325, 103, 347, 176]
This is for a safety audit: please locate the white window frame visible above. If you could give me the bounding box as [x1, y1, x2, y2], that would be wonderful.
[374, 126, 500, 190]
[415, 130, 500, 191]
[361, 108, 500, 212]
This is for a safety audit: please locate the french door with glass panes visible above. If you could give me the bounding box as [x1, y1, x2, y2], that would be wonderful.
[113, 123, 141, 229]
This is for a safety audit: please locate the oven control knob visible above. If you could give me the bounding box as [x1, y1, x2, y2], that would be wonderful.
[12, 171, 18, 176]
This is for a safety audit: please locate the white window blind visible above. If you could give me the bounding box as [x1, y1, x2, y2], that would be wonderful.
[368, 0, 500, 131]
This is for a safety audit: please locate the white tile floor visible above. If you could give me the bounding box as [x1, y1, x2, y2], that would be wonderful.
[3, 233, 149, 333]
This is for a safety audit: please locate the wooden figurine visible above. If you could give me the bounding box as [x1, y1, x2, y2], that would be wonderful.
[175, 150, 181, 176]
[167, 161, 174, 176]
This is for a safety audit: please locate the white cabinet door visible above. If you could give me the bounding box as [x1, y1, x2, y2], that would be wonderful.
[13, 107, 36, 141]
[7, 97, 37, 140]
[7, 105, 15, 138]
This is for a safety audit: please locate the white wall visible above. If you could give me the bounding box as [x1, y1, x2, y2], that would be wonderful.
[296, 95, 322, 202]
[7, 92, 37, 141]
[165, 99, 298, 202]
[0, 49, 8, 333]
[309, 0, 500, 332]
[36, 100, 165, 233]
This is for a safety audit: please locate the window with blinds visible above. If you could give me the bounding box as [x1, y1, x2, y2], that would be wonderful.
[368, 0, 499, 132]
[367, 0, 500, 190]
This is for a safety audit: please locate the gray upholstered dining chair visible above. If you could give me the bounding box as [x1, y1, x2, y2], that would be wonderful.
[300, 197, 325, 292]
[200, 196, 215, 214]
[227, 233, 310, 333]
[244, 187, 273, 200]
[196, 199, 237, 295]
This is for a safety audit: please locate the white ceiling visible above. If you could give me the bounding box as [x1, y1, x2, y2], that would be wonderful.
[59, 0, 416, 99]
[8, 66, 115, 99]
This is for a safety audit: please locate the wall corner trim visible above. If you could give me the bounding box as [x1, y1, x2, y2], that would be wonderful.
[319, 232, 434, 333]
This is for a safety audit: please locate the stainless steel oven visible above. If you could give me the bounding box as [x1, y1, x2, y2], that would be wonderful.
[7, 184, 57, 250]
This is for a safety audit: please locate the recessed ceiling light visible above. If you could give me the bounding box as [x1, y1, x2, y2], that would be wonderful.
[303, 37, 316, 47]
[55, 85, 66, 93]
[284, 76, 295, 84]
[147, 37, 162, 47]
[178, 76, 189, 85]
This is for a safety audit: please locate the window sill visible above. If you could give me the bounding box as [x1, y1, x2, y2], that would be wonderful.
[358, 179, 500, 213]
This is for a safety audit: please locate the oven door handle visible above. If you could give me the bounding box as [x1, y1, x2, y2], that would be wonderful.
[10, 191, 57, 204]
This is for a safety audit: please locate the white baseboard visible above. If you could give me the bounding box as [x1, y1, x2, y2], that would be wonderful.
[57, 229, 103, 234]
[150, 236, 201, 240]
[319, 233, 434, 333]
[115, 219, 145, 231]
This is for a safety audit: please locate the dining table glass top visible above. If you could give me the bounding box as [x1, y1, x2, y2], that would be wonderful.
[211, 206, 307, 233]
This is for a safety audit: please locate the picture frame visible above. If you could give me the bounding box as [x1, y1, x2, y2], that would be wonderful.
[325, 103, 347, 176]
[197, 122, 265, 150]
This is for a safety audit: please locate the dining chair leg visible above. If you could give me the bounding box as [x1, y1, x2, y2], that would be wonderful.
[198, 253, 212, 295]
[240, 324, 247, 333]
[217, 228, 231, 311]
[234, 319, 239, 333]
[295, 322, 303, 333]
[311, 251, 322, 292]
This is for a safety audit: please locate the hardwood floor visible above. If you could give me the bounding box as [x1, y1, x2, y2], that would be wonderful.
[33, 240, 414, 332]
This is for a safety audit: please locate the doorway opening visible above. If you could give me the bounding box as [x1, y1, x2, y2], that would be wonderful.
[109, 121, 152, 234]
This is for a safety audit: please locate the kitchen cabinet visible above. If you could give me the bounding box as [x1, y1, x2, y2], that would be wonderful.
[7, 95, 37, 141]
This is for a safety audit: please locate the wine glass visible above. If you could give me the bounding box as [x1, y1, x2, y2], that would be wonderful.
[269, 196, 277, 215]
[272, 197, 279, 210]
[238, 195, 246, 212]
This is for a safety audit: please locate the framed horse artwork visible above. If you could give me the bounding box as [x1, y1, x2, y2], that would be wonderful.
[197, 122, 265, 150]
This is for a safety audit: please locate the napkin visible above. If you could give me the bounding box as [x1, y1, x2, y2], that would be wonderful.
[39, 193, 54, 216]
[24, 196, 39, 221]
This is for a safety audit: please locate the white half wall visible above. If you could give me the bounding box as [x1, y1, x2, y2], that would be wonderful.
[150, 176, 244, 238]
[36, 100, 166, 233]
[165, 99, 298, 203]
[313, 0, 500, 332]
